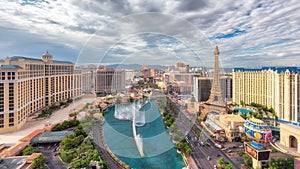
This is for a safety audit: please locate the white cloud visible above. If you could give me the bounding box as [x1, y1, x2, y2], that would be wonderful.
[0, 0, 299, 68]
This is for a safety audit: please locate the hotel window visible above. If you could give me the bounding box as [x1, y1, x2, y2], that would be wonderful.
[12, 72, 15, 80]
[7, 72, 11, 80]
[9, 113, 14, 126]
[0, 83, 3, 112]
[9, 83, 14, 111]
[1, 72, 5, 80]
[0, 114, 3, 128]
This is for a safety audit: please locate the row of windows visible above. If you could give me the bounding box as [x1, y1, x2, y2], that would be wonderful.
[0, 113, 14, 128]
[0, 72, 16, 80]
[0, 83, 3, 112]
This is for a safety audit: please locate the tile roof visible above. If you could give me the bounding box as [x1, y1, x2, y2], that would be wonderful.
[9, 56, 73, 64]
[0, 65, 23, 69]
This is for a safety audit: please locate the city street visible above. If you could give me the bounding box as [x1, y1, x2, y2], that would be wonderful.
[92, 122, 123, 169]
[166, 95, 240, 169]
[37, 144, 68, 169]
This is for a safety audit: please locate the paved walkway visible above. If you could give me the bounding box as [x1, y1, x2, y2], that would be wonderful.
[186, 155, 199, 169]
[0, 97, 96, 144]
[274, 141, 300, 157]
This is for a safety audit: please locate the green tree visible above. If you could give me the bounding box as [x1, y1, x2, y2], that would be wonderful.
[185, 147, 191, 156]
[243, 154, 250, 166]
[225, 163, 233, 169]
[21, 145, 35, 155]
[218, 157, 225, 169]
[240, 100, 245, 107]
[32, 154, 46, 169]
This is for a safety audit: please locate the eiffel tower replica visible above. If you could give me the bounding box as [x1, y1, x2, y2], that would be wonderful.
[199, 45, 227, 120]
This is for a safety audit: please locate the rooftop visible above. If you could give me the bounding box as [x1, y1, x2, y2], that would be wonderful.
[233, 67, 300, 74]
[30, 131, 74, 144]
[0, 65, 23, 69]
[0, 142, 29, 157]
[280, 123, 300, 132]
[221, 114, 245, 122]
[6, 56, 73, 64]
[205, 119, 223, 131]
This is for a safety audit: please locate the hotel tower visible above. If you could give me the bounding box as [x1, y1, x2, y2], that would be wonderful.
[0, 52, 81, 133]
[233, 67, 300, 123]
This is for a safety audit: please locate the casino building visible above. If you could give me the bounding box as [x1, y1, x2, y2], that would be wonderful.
[0, 52, 82, 134]
[233, 67, 300, 123]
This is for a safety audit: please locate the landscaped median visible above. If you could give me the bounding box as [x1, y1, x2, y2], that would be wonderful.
[156, 97, 191, 161]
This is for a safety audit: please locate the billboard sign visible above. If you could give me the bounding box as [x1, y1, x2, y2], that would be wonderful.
[244, 143, 271, 161]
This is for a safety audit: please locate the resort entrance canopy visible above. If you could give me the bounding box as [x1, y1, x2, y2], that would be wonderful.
[30, 131, 74, 144]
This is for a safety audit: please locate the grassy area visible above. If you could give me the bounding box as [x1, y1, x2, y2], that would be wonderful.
[52, 119, 80, 131]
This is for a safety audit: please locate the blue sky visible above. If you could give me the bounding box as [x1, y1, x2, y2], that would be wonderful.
[0, 0, 299, 68]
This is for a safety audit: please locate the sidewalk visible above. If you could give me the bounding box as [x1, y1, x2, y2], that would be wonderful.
[186, 155, 198, 169]
[0, 97, 96, 144]
[274, 141, 300, 157]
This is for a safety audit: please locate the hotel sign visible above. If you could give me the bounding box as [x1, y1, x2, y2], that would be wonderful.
[245, 143, 257, 159]
[244, 143, 271, 161]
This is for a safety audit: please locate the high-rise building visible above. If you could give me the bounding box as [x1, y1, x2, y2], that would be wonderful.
[0, 52, 82, 133]
[175, 62, 189, 73]
[233, 67, 300, 123]
[95, 66, 125, 94]
[193, 76, 232, 102]
[78, 64, 96, 93]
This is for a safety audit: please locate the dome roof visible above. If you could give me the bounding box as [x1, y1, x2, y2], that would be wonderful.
[42, 51, 52, 57]
[42, 51, 53, 62]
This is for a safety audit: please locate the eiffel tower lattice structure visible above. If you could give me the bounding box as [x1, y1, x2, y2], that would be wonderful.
[199, 46, 227, 120]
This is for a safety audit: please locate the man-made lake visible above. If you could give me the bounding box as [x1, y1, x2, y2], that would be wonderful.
[103, 100, 186, 169]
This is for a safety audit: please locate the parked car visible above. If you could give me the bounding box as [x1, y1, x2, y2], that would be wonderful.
[207, 156, 211, 161]
[216, 154, 221, 157]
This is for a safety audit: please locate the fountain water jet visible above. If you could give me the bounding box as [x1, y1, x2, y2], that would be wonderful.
[114, 99, 146, 157]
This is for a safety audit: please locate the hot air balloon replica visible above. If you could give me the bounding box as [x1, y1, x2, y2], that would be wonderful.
[244, 118, 272, 169]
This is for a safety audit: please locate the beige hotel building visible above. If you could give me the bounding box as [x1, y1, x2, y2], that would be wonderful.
[0, 52, 82, 134]
[233, 67, 300, 123]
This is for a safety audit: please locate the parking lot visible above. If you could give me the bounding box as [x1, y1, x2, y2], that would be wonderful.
[0, 157, 26, 169]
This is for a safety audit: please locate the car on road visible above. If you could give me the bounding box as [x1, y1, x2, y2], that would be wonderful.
[215, 143, 224, 149]
[207, 156, 211, 161]
[216, 154, 221, 157]
[228, 150, 232, 153]
[238, 145, 244, 148]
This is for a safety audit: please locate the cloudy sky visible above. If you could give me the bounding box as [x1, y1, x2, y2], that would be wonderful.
[0, 0, 299, 68]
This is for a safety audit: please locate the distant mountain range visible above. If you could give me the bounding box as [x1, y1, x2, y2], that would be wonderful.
[105, 64, 172, 70]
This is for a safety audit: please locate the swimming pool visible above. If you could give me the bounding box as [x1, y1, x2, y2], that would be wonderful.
[234, 107, 253, 114]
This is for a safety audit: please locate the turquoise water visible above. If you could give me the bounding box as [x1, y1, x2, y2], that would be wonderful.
[234, 107, 253, 114]
[103, 100, 186, 169]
